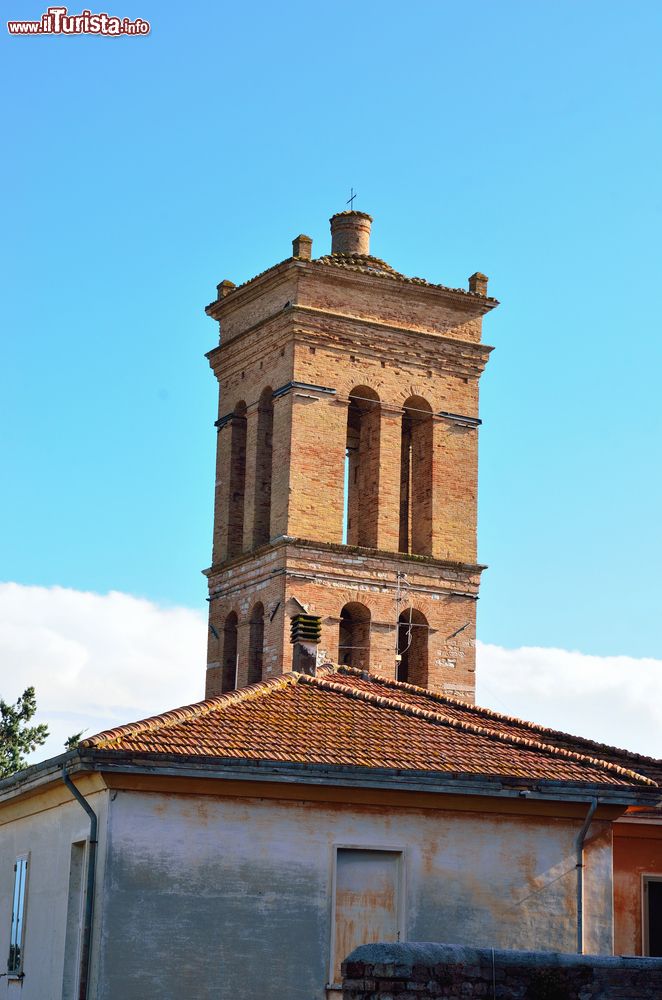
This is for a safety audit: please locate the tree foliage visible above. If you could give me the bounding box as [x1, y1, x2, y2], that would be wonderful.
[0, 687, 49, 779]
[64, 730, 85, 751]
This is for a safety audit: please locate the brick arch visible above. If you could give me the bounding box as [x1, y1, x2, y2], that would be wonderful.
[396, 383, 436, 406]
[397, 607, 429, 686]
[248, 602, 264, 685]
[345, 386, 381, 548]
[338, 601, 371, 670]
[399, 395, 433, 556]
[228, 400, 247, 558]
[253, 386, 274, 548]
[221, 611, 238, 692]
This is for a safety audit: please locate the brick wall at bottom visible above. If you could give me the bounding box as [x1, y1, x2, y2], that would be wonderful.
[342, 942, 662, 1000]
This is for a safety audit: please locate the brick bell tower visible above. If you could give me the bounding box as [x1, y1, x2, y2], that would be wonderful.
[203, 211, 497, 702]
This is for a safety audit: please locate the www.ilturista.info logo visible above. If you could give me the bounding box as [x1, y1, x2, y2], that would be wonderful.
[7, 6, 150, 35]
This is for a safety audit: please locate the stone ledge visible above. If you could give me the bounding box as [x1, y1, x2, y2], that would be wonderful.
[342, 942, 662, 1000]
[205, 536, 486, 579]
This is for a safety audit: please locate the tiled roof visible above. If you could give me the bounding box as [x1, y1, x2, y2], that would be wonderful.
[330, 669, 662, 785]
[82, 667, 657, 788]
[310, 253, 497, 301]
[313, 253, 399, 277]
[207, 255, 498, 307]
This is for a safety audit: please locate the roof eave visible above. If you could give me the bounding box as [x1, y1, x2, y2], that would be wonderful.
[2, 748, 657, 811]
[205, 257, 499, 322]
[66, 749, 662, 807]
[0, 749, 78, 802]
[98, 752, 662, 806]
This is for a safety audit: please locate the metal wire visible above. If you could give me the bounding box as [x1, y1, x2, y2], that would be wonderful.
[399, 604, 414, 656]
[347, 394, 434, 417]
[339, 616, 429, 630]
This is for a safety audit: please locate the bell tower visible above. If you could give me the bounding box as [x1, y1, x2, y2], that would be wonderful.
[203, 211, 497, 701]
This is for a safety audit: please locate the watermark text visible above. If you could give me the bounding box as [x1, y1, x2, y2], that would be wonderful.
[7, 7, 150, 35]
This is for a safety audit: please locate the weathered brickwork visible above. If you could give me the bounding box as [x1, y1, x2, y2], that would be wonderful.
[205, 538, 482, 697]
[204, 212, 497, 700]
[342, 942, 662, 1000]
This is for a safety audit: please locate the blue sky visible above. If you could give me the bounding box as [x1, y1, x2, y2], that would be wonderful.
[2, 0, 661, 663]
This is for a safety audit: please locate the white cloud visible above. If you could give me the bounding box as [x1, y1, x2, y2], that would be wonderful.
[476, 641, 662, 759]
[0, 583, 659, 768]
[0, 583, 206, 764]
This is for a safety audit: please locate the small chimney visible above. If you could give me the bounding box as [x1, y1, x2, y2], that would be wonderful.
[216, 279, 236, 299]
[468, 272, 489, 296]
[292, 234, 313, 260]
[290, 613, 322, 676]
[330, 211, 373, 256]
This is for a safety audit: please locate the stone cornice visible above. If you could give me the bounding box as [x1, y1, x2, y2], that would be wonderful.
[205, 307, 293, 373]
[206, 303, 493, 382]
[205, 257, 498, 323]
[204, 535, 486, 582]
[302, 258, 499, 314]
[290, 304, 493, 358]
[205, 258, 297, 321]
[1, 751, 650, 813]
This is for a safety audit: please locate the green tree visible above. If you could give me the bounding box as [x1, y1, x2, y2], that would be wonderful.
[0, 687, 49, 779]
[64, 730, 85, 751]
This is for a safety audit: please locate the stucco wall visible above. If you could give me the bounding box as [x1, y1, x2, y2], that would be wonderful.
[97, 788, 613, 1000]
[613, 819, 662, 955]
[0, 782, 109, 1000]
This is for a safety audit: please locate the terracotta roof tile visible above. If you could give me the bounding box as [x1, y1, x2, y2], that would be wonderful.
[81, 667, 656, 788]
[206, 255, 498, 307]
[311, 253, 497, 301]
[330, 668, 662, 784]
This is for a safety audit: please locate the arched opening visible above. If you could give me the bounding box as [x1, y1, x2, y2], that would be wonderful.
[338, 602, 371, 670]
[222, 612, 238, 692]
[344, 387, 380, 548]
[399, 396, 433, 556]
[228, 401, 247, 558]
[397, 608, 429, 687]
[253, 387, 274, 547]
[248, 602, 264, 685]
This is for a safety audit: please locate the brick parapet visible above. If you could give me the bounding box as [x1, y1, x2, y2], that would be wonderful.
[207, 258, 496, 345]
[301, 312, 489, 369]
[209, 305, 492, 383]
[342, 942, 662, 1000]
[205, 536, 485, 586]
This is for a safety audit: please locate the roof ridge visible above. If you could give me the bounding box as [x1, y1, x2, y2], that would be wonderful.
[81, 673, 299, 749]
[335, 667, 662, 770]
[309, 662, 336, 678]
[310, 258, 498, 300]
[205, 256, 498, 305]
[305, 673, 657, 787]
[318, 252, 395, 268]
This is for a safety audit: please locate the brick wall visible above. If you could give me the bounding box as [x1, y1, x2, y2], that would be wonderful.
[342, 942, 662, 1000]
[203, 219, 497, 701]
[205, 538, 481, 699]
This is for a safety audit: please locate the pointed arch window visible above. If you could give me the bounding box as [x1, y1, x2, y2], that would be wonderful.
[253, 387, 274, 548]
[338, 602, 371, 670]
[344, 387, 380, 548]
[399, 396, 433, 556]
[228, 401, 247, 558]
[222, 612, 238, 692]
[397, 608, 429, 686]
[248, 602, 264, 685]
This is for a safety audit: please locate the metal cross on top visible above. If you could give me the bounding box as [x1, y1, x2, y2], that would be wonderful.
[346, 187, 357, 210]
